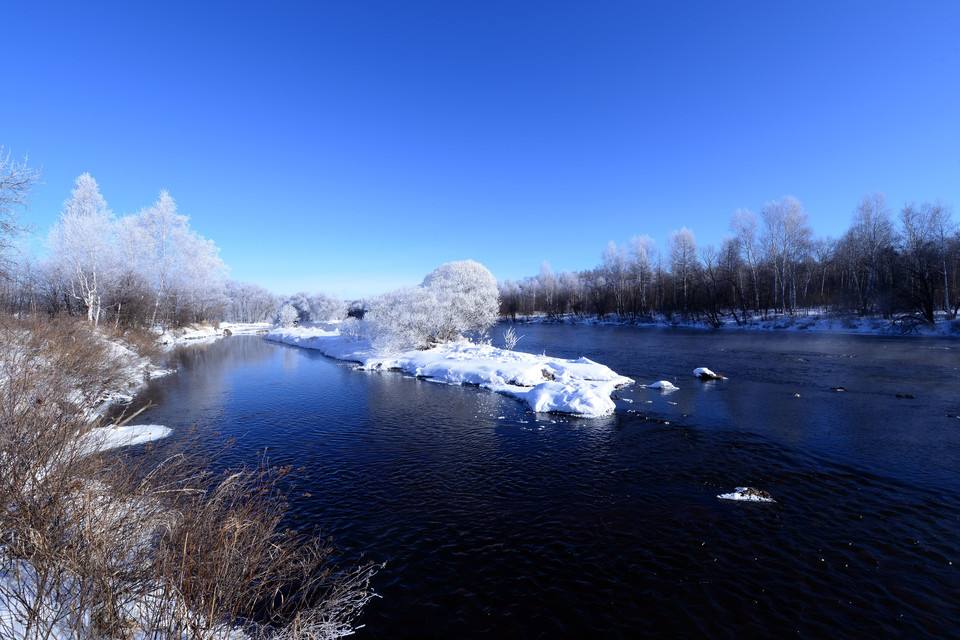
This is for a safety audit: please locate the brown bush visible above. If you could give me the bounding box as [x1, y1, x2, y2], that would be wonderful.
[0, 316, 380, 639]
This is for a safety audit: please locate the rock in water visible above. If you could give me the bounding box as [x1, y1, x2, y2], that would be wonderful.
[717, 487, 776, 503]
[693, 367, 724, 381]
[647, 380, 679, 392]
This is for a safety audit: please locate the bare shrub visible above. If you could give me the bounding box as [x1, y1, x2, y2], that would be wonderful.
[501, 325, 523, 350]
[0, 316, 380, 639]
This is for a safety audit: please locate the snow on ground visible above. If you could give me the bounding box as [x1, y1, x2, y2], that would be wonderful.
[155, 322, 272, 348]
[515, 311, 960, 338]
[717, 487, 776, 503]
[266, 325, 633, 417]
[91, 335, 171, 419]
[80, 424, 172, 455]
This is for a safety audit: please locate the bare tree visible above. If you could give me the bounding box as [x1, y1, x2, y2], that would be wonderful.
[761, 196, 811, 313]
[669, 227, 697, 311]
[730, 209, 761, 313]
[843, 194, 895, 314]
[0, 148, 40, 279]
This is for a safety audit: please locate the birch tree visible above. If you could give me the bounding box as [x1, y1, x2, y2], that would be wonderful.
[731, 209, 761, 312]
[48, 174, 116, 325]
[761, 196, 811, 312]
[669, 227, 697, 311]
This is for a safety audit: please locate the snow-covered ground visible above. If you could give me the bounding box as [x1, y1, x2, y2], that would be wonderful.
[515, 311, 960, 338]
[93, 336, 174, 418]
[266, 325, 633, 417]
[155, 322, 272, 348]
[80, 424, 172, 454]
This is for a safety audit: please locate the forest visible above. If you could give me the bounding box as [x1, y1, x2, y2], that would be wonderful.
[500, 195, 960, 329]
[0, 155, 277, 329]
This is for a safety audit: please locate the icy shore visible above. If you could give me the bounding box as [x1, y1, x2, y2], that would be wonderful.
[266, 325, 633, 417]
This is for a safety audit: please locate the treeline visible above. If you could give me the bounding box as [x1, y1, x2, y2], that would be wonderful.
[0, 154, 278, 328]
[500, 195, 960, 327]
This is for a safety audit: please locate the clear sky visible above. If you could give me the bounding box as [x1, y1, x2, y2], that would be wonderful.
[2, 1, 959, 297]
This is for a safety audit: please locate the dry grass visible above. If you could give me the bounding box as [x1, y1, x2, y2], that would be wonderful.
[0, 317, 380, 639]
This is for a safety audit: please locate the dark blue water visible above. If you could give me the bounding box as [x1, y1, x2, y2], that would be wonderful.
[135, 325, 960, 638]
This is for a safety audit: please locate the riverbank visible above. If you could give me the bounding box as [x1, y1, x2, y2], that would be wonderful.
[0, 318, 378, 638]
[266, 324, 633, 417]
[155, 321, 272, 348]
[510, 311, 960, 338]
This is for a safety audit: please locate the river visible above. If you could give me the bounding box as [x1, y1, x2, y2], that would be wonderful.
[133, 324, 960, 638]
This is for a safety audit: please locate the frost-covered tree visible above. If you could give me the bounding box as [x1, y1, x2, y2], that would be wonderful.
[224, 281, 278, 323]
[629, 235, 655, 312]
[276, 302, 300, 327]
[420, 259, 500, 342]
[308, 293, 346, 323]
[125, 190, 228, 327]
[362, 260, 500, 350]
[0, 148, 39, 279]
[131, 190, 183, 327]
[365, 286, 440, 350]
[48, 174, 116, 325]
[275, 292, 345, 326]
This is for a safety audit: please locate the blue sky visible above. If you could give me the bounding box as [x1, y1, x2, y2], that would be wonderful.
[2, 1, 959, 297]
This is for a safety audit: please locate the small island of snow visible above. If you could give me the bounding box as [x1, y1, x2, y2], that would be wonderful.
[647, 380, 679, 392]
[266, 325, 633, 418]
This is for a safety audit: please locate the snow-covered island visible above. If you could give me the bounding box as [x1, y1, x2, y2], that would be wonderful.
[267, 260, 633, 418]
[267, 325, 632, 418]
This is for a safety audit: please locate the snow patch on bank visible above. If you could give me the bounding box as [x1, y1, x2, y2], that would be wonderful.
[84, 335, 171, 419]
[266, 325, 633, 417]
[81, 424, 172, 454]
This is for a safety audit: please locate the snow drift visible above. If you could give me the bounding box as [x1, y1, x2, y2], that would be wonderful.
[266, 325, 633, 418]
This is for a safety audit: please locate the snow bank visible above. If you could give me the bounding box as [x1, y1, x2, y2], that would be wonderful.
[266, 325, 633, 418]
[81, 424, 172, 455]
[156, 322, 272, 348]
[82, 334, 172, 419]
[717, 487, 776, 503]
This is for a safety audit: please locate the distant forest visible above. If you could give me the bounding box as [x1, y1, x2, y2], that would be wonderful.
[499, 195, 960, 327]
